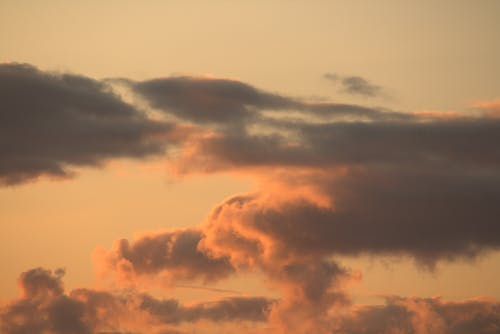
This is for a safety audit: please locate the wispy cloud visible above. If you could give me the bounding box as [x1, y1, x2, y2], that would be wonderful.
[324, 73, 383, 97]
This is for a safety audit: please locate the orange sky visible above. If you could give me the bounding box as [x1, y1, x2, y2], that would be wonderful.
[1, 1, 500, 333]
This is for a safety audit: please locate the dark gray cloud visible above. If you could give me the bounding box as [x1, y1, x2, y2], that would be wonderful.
[163, 101, 500, 267]
[324, 73, 383, 97]
[171, 117, 500, 174]
[130, 76, 406, 124]
[0, 64, 406, 186]
[202, 164, 500, 269]
[140, 294, 273, 324]
[298, 119, 500, 167]
[131, 76, 296, 124]
[100, 228, 234, 284]
[0, 63, 176, 185]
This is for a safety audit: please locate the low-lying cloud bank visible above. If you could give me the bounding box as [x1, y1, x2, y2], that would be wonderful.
[338, 296, 500, 334]
[2, 268, 499, 334]
[0, 268, 274, 334]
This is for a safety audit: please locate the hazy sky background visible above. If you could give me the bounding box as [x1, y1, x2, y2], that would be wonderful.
[1, 1, 500, 333]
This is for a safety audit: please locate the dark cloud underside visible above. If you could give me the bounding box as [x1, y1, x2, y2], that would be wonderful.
[0, 63, 174, 185]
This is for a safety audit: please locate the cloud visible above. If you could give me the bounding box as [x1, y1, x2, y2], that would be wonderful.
[1, 268, 91, 334]
[130, 76, 407, 125]
[0, 64, 405, 186]
[199, 164, 500, 270]
[97, 228, 235, 285]
[145, 96, 500, 268]
[0, 268, 275, 334]
[130, 76, 296, 124]
[97, 207, 357, 332]
[4, 269, 499, 334]
[18, 267, 66, 299]
[4, 63, 500, 332]
[140, 295, 273, 324]
[339, 296, 500, 334]
[94, 96, 500, 330]
[324, 73, 383, 97]
[0, 63, 177, 185]
[165, 109, 500, 177]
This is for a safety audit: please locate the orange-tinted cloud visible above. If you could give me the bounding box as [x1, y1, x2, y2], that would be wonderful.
[96, 228, 234, 286]
[0, 268, 275, 334]
[4, 63, 500, 333]
[474, 99, 500, 118]
[338, 296, 500, 334]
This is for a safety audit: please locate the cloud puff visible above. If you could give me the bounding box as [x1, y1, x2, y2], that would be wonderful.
[98, 207, 357, 332]
[1, 268, 91, 334]
[324, 73, 383, 97]
[0, 63, 176, 185]
[97, 228, 234, 285]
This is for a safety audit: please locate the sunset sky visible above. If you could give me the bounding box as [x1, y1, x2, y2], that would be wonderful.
[1, 1, 500, 333]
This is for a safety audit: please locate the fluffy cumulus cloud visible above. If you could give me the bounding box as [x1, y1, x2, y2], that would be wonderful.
[2, 63, 500, 333]
[199, 167, 500, 268]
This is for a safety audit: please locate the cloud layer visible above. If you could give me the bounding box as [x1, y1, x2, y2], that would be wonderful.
[2, 62, 500, 333]
[0, 268, 274, 334]
[3, 268, 499, 334]
[339, 296, 500, 334]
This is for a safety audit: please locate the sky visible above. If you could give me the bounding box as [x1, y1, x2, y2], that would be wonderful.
[1, 1, 500, 333]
